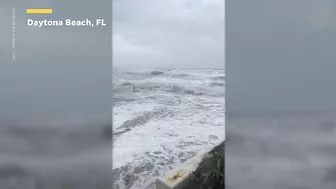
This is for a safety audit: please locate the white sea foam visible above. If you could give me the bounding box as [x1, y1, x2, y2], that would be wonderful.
[113, 69, 225, 189]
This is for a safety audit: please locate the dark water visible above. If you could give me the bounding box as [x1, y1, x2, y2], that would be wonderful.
[226, 111, 336, 189]
[0, 115, 112, 189]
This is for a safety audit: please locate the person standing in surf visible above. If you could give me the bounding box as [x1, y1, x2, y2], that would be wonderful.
[133, 85, 136, 92]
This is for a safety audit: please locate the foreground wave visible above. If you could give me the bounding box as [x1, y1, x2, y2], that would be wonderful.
[113, 69, 225, 189]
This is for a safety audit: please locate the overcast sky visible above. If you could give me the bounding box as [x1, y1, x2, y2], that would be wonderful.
[4, 0, 336, 115]
[113, 0, 225, 69]
[0, 0, 225, 117]
[227, 0, 336, 111]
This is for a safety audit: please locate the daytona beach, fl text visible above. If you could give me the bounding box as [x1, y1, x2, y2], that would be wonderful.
[27, 19, 107, 27]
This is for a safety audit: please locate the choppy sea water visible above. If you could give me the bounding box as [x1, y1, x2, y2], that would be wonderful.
[0, 114, 112, 189]
[227, 111, 336, 189]
[112, 69, 225, 189]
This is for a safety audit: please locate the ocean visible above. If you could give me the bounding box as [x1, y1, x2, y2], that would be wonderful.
[226, 111, 336, 189]
[0, 114, 112, 189]
[112, 69, 225, 189]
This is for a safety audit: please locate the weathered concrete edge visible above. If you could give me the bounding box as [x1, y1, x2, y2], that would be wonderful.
[155, 140, 225, 189]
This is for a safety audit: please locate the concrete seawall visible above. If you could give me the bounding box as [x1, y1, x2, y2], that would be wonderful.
[156, 141, 225, 189]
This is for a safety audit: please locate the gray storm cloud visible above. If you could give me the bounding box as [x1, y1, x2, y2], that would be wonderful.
[112, 0, 225, 69]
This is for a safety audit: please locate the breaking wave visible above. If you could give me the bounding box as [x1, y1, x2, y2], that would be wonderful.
[113, 69, 225, 189]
